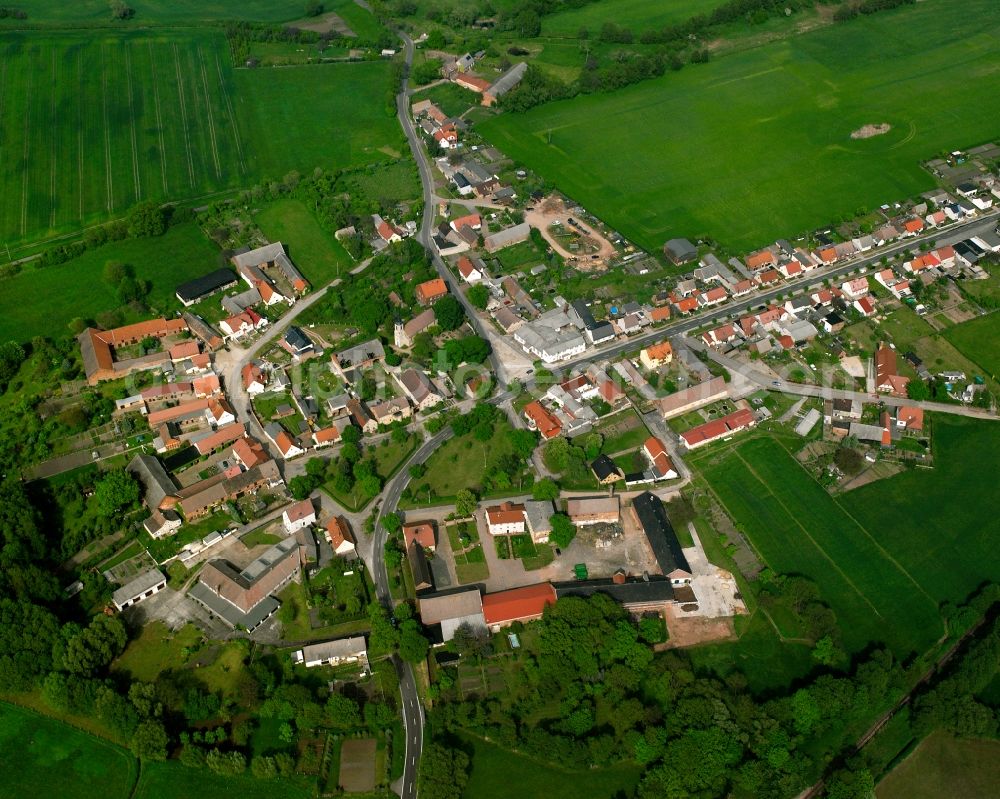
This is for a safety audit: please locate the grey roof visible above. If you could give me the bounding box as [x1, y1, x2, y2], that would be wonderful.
[231, 242, 306, 287]
[553, 576, 674, 606]
[570, 299, 597, 329]
[419, 588, 484, 626]
[221, 286, 262, 315]
[524, 500, 554, 534]
[487, 61, 527, 98]
[189, 581, 279, 630]
[336, 339, 385, 367]
[128, 455, 177, 510]
[632, 492, 691, 576]
[298, 636, 367, 663]
[112, 569, 166, 608]
[182, 312, 223, 347]
[664, 238, 697, 262]
[484, 223, 530, 251]
[284, 327, 313, 353]
[176, 269, 237, 303]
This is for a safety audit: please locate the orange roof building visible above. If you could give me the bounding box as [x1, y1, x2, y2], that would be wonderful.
[482, 583, 557, 628]
[523, 401, 561, 440]
[642, 436, 677, 479]
[416, 278, 448, 306]
[78, 318, 188, 384]
[402, 521, 436, 551]
[640, 341, 673, 369]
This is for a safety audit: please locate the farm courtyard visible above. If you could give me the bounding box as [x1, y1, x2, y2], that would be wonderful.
[479, 0, 1000, 253]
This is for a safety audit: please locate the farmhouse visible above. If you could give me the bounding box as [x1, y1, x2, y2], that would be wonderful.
[324, 517, 357, 556]
[231, 242, 308, 298]
[642, 437, 678, 480]
[680, 408, 756, 450]
[485, 502, 526, 535]
[630, 492, 692, 584]
[143, 509, 182, 539]
[418, 588, 488, 642]
[293, 637, 368, 670]
[591, 454, 624, 485]
[335, 339, 386, 375]
[875, 343, 910, 396]
[189, 537, 305, 631]
[403, 520, 437, 552]
[524, 500, 555, 543]
[78, 318, 188, 384]
[481, 583, 557, 630]
[397, 369, 443, 410]
[656, 376, 728, 419]
[523, 400, 562, 440]
[220, 308, 267, 340]
[566, 496, 620, 526]
[112, 569, 167, 612]
[175, 269, 237, 306]
[482, 61, 527, 106]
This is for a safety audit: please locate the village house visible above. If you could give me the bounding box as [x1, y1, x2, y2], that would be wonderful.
[642, 436, 678, 480]
[324, 517, 357, 557]
[640, 341, 673, 370]
[242, 363, 268, 395]
[403, 520, 437, 551]
[397, 369, 443, 410]
[656, 376, 728, 419]
[456, 256, 484, 283]
[312, 426, 341, 449]
[679, 407, 756, 450]
[369, 397, 412, 426]
[231, 242, 308, 302]
[220, 308, 267, 340]
[875, 343, 910, 396]
[484, 502, 526, 535]
[265, 423, 306, 459]
[283, 498, 316, 533]
[841, 277, 870, 301]
[522, 400, 562, 440]
[418, 589, 487, 643]
[293, 637, 368, 670]
[590, 454, 624, 485]
[416, 278, 449, 306]
[524, 500, 555, 543]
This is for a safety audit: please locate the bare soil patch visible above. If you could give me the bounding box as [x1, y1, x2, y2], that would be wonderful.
[851, 123, 892, 139]
[287, 11, 356, 36]
[524, 195, 617, 271]
[662, 604, 736, 648]
[339, 738, 377, 792]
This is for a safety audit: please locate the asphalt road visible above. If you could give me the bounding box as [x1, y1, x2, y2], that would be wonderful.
[522, 211, 1000, 384]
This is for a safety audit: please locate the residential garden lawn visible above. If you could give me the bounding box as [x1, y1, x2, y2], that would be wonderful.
[413, 422, 526, 500]
[372, 436, 419, 481]
[339, 159, 422, 204]
[235, 61, 403, 179]
[460, 734, 643, 799]
[142, 511, 232, 563]
[479, 0, 1000, 252]
[99, 539, 143, 570]
[112, 621, 202, 682]
[255, 199, 354, 286]
[0, 29, 249, 250]
[134, 760, 312, 799]
[593, 408, 650, 454]
[876, 732, 1000, 799]
[411, 81, 481, 118]
[241, 529, 282, 548]
[0, 702, 137, 799]
[540, 0, 720, 38]
[448, 521, 490, 583]
[879, 306, 935, 352]
[943, 310, 1000, 380]
[491, 239, 547, 272]
[0, 222, 219, 343]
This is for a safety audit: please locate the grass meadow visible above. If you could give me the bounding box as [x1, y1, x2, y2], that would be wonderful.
[0, 1, 308, 24]
[460, 735, 642, 799]
[0, 702, 137, 799]
[943, 311, 1000, 380]
[479, 0, 1000, 252]
[255, 199, 354, 286]
[0, 31, 400, 251]
[876, 732, 1000, 799]
[692, 417, 1000, 662]
[0, 222, 219, 343]
[540, 0, 720, 38]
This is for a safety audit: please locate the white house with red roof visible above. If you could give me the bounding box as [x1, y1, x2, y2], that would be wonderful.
[456, 256, 484, 283]
[642, 436, 678, 480]
[242, 363, 267, 395]
[698, 286, 728, 307]
[778, 260, 802, 279]
[702, 323, 738, 348]
[841, 277, 870, 301]
[450, 213, 481, 233]
[853, 296, 876, 318]
[221, 308, 268, 340]
[283, 498, 316, 533]
[373, 214, 403, 244]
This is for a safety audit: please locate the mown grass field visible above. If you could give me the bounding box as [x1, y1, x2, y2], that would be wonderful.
[0, 222, 219, 343]
[876, 732, 1000, 799]
[693, 417, 1000, 660]
[943, 311, 1000, 380]
[480, 0, 1000, 252]
[540, 0, 719, 38]
[0, 30, 400, 250]
[256, 199, 354, 286]
[0, 702, 137, 799]
[0, 0, 308, 24]
[461, 735, 642, 799]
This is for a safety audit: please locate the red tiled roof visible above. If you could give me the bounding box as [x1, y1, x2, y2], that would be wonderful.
[903, 218, 924, 233]
[644, 341, 672, 361]
[523, 401, 561, 440]
[675, 297, 698, 313]
[650, 306, 671, 322]
[485, 501, 526, 526]
[598, 379, 624, 404]
[897, 406, 924, 430]
[643, 436, 675, 478]
[402, 521, 436, 549]
[325, 517, 355, 549]
[242, 363, 264, 388]
[313, 426, 340, 444]
[451, 213, 481, 230]
[170, 340, 200, 360]
[193, 374, 220, 396]
[482, 583, 557, 626]
[457, 256, 478, 278]
[680, 408, 756, 448]
[416, 278, 448, 304]
[746, 250, 776, 269]
[194, 423, 245, 455]
[284, 498, 315, 523]
[232, 437, 267, 470]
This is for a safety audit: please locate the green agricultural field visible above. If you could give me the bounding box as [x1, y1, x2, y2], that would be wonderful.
[256, 199, 354, 286]
[0, 30, 401, 251]
[540, 0, 720, 38]
[235, 60, 404, 180]
[0, 222, 219, 343]
[693, 436, 943, 657]
[0, 30, 248, 248]
[0, 702, 137, 799]
[479, 0, 1000, 252]
[876, 732, 1000, 799]
[134, 760, 312, 799]
[461, 735, 642, 799]
[943, 311, 1000, 380]
[1, 1, 307, 24]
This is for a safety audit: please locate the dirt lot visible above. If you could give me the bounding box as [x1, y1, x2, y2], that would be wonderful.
[285, 10, 356, 36]
[339, 738, 377, 793]
[525, 195, 617, 271]
[662, 605, 736, 648]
